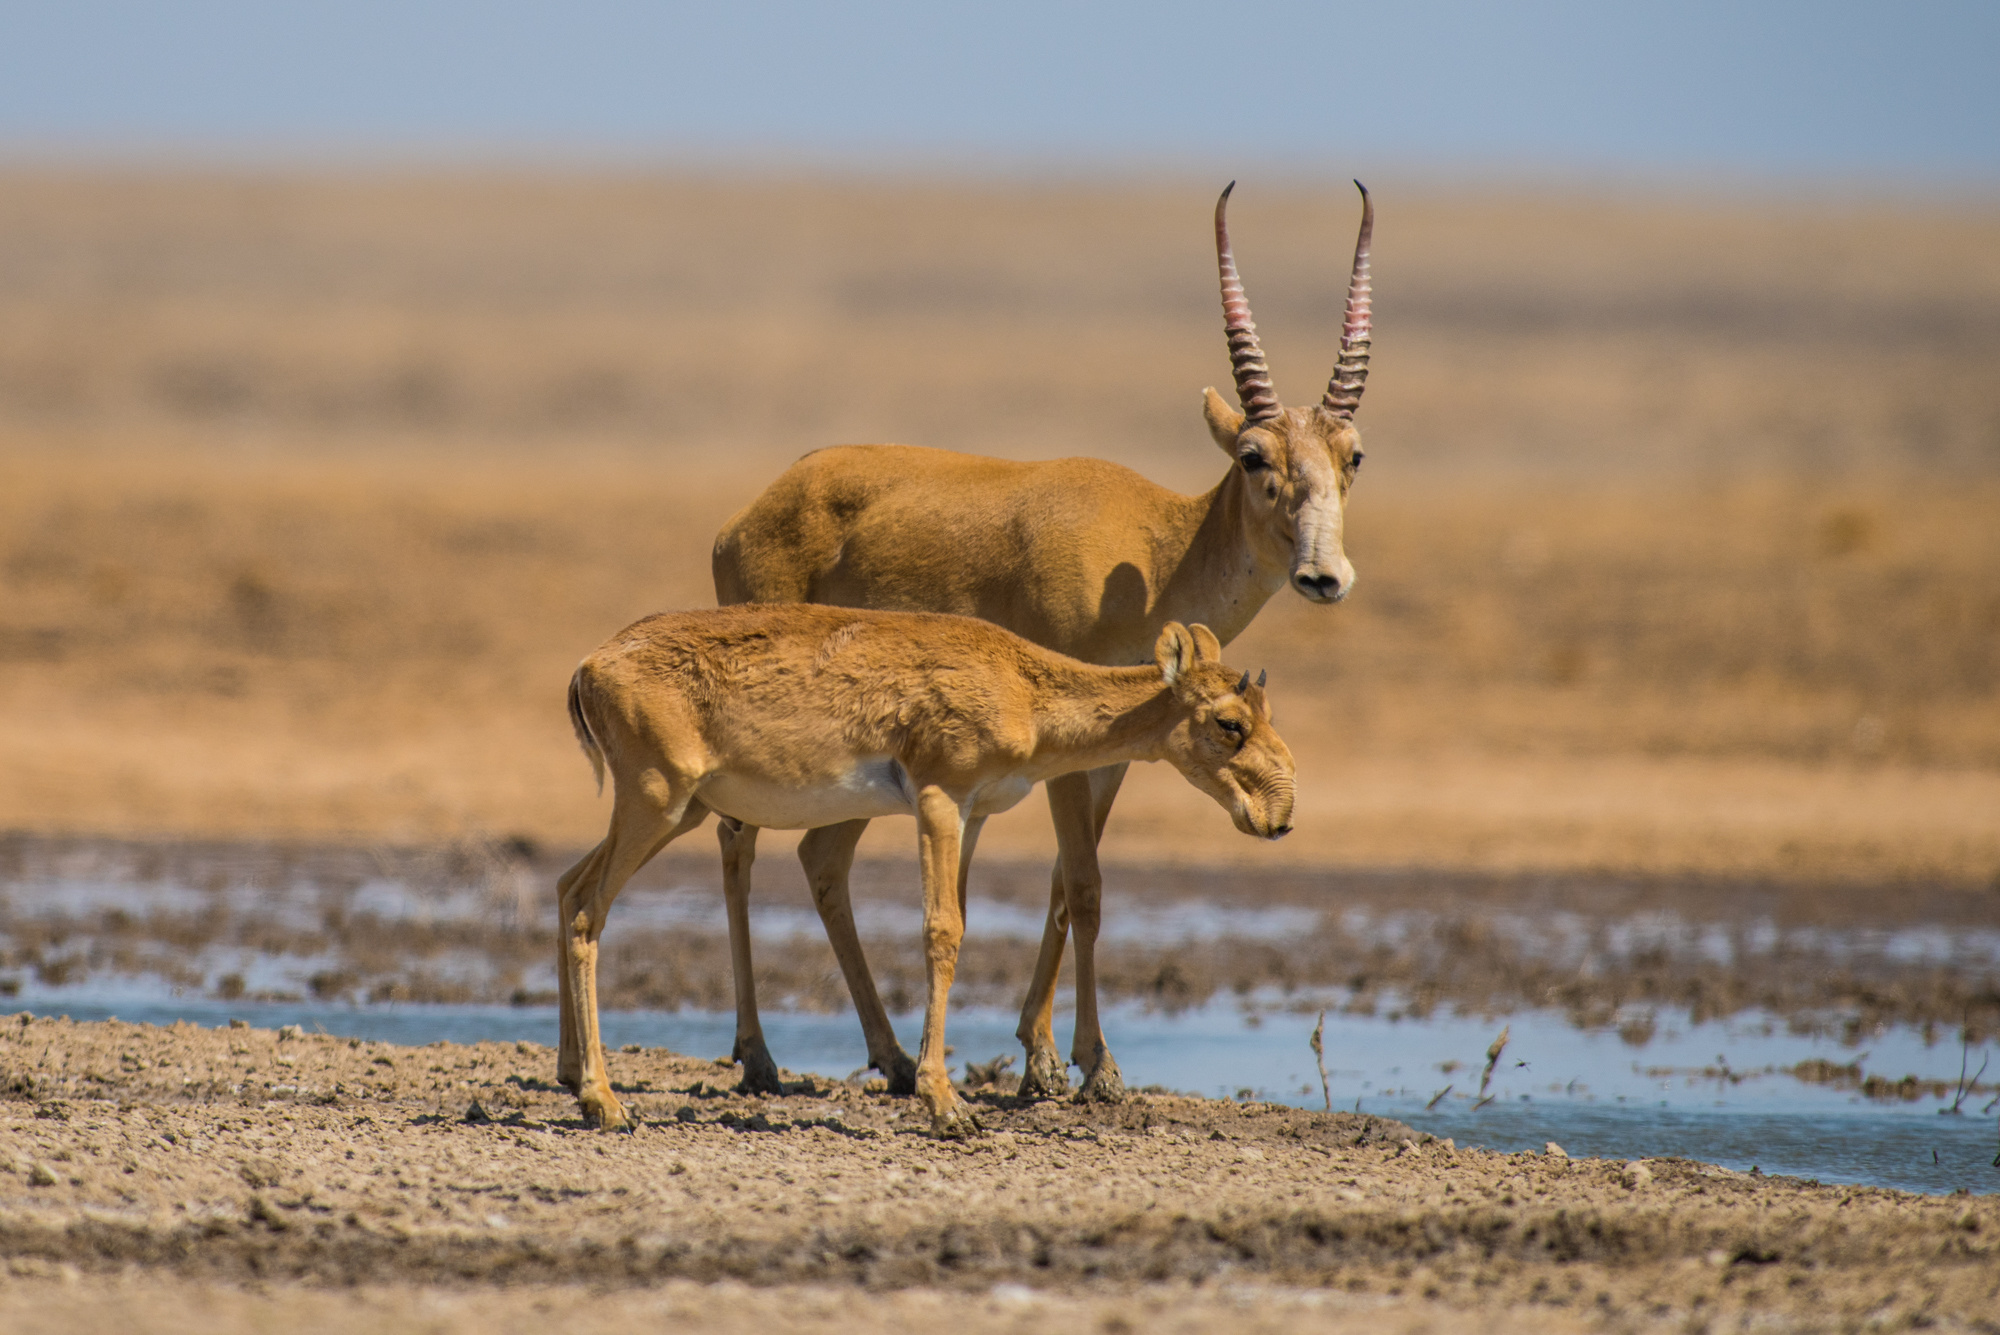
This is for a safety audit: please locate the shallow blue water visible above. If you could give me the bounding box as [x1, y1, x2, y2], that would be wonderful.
[20, 987, 1997, 1197]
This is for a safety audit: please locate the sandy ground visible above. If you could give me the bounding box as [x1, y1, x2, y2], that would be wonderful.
[2, 1017, 1998, 1333]
[0, 1275, 1605, 1335]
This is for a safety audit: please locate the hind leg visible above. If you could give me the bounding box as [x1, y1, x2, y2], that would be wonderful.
[719, 818, 784, 1095]
[799, 819, 919, 1094]
[1016, 764, 1128, 1101]
[559, 784, 708, 1129]
[1015, 858, 1072, 1100]
[1067, 764, 1130, 1102]
[556, 841, 610, 1094]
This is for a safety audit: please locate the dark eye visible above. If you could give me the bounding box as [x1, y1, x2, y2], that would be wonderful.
[1349, 451, 1364, 473]
[1239, 451, 1270, 475]
[1217, 717, 1246, 742]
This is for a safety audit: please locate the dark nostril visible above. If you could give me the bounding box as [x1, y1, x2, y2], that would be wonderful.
[1295, 573, 1340, 596]
[1270, 824, 1293, 839]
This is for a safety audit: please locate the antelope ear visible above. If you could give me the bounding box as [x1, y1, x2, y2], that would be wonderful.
[1203, 387, 1244, 452]
[1189, 624, 1223, 663]
[1155, 622, 1194, 686]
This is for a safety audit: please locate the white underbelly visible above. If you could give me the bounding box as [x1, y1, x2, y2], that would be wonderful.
[967, 774, 1036, 819]
[699, 757, 916, 831]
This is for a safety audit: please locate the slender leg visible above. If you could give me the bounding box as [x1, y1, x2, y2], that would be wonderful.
[555, 841, 609, 1093]
[913, 786, 974, 1136]
[1016, 764, 1129, 1100]
[1014, 858, 1072, 1099]
[798, 819, 918, 1093]
[558, 790, 708, 1130]
[1070, 763, 1130, 1101]
[1064, 764, 1127, 1100]
[718, 818, 783, 1095]
[957, 816, 986, 924]
[951, 814, 988, 1093]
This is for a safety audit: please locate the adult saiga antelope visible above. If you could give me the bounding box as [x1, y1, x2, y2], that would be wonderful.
[708, 181, 1373, 1103]
[557, 604, 1294, 1133]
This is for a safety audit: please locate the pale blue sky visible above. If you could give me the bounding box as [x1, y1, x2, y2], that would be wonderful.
[1, 1, 1995, 181]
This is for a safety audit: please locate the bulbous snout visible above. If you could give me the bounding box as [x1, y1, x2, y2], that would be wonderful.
[1288, 492, 1356, 604]
[1259, 789, 1295, 840]
[1227, 772, 1296, 841]
[1291, 555, 1355, 604]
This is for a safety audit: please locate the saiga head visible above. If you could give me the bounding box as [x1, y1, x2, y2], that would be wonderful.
[1202, 181, 1374, 605]
[1153, 621, 1296, 841]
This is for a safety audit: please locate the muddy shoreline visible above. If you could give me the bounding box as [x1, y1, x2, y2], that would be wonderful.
[3, 1016, 1998, 1332]
[6, 832, 1997, 1043]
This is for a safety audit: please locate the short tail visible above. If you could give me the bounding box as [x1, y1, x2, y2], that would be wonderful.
[567, 665, 607, 794]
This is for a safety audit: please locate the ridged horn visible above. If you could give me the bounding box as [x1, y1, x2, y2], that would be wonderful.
[1322, 180, 1374, 420]
[1215, 182, 1281, 425]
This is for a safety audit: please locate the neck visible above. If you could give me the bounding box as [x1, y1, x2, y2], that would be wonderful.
[1025, 663, 1180, 781]
[1148, 467, 1291, 647]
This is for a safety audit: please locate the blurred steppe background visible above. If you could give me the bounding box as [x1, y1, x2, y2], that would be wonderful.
[3, 170, 1996, 883]
[1, 2, 1996, 885]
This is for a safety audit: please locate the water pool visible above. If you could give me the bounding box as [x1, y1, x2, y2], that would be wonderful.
[18, 987, 1995, 1196]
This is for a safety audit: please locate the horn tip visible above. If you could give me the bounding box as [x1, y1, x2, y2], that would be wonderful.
[1222, 180, 1237, 198]
[1352, 179, 1368, 198]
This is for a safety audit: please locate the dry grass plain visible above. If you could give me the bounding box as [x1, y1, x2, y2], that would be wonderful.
[1, 168, 1996, 883]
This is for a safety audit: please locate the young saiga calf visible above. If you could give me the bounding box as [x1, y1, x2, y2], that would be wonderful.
[557, 603, 1295, 1134]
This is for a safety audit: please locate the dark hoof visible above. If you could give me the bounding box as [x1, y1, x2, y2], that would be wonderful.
[879, 1050, 919, 1098]
[930, 1102, 982, 1139]
[734, 1036, 785, 1096]
[582, 1096, 633, 1131]
[1017, 1045, 1070, 1101]
[1076, 1054, 1127, 1104]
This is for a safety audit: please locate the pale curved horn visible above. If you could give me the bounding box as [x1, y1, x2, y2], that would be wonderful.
[1322, 180, 1374, 419]
[1215, 182, 1281, 425]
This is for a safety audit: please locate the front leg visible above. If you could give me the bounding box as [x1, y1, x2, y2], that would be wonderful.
[914, 786, 976, 1136]
[719, 818, 783, 1095]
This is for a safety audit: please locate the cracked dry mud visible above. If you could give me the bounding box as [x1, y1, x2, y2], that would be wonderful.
[2, 1017, 1997, 1333]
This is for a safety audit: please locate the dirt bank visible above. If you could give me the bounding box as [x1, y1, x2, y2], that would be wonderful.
[3, 1017, 1997, 1332]
[0, 1273, 1606, 1335]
